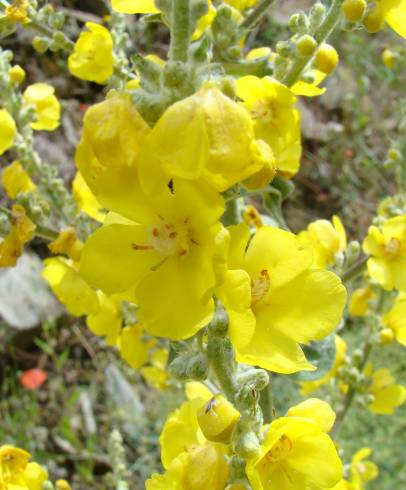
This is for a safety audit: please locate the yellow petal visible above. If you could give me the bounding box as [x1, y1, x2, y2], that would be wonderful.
[86, 291, 122, 344]
[72, 171, 106, 222]
[80, 223, 160, 294]
[2, 160, 35, 199]
[75, 94, 150, 221]
[218, 269, 256, 349]
[383, 0, 406, 38]
[136, 253, 216, 340]
[265, 269, 346, 344]
[0, 109, 17, 155]
[139, 87, 268, 193]
[287, 398, 336, 432]
[111, 0, 159, 13]
[118, 324, 154, 369]
[43, 257, 99, 316]
[244, 226, 313, 290]
[236, 324, 314, 373]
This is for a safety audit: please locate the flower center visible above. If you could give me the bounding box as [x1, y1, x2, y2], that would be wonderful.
[265, 434, 293, 464]
[384, 237, 401, 259]
[251, 98, 278, 126]
[149, 223, 189, 257]
[251, 269, 270, 306]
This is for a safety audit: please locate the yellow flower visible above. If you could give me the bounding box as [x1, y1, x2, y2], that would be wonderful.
[0, 108, 17, 155]
[48, 227, 83, 261]
[146, 445, 229, 490]
[0, 445, 48, 490]
[218, 224, 346, 373]
[117, 323, 156, 369]
[382, 293, 406, 345]
[363, 215, 406, 291]
[300, 335, 347, 395]
[72, 171, 106, 222]
[68, 22, 114, 84]
[140, 348, 170, 389]
[364, 0, 406, 38]
[225, 0, 258, 9]
[298, 215, 347, 268]
[42, 257, 99, 316]
[246, 399, 342, 490]
[75, 93, 150, 218]
[5, 0, 29, 23]
[364, 364, 406, 414]
[80, 177, 228, 340]
[23, 83, 61, 131]
[111, 0, 159, 14]
[235, 76, 301, 178]
[0, 204, 35, 268]
[160, 386, 217, 466]
[2, 160, 35, 199]
[349, 448, 378, 490]
[139, 86, 273, 193]
[348, 287, 375, 317]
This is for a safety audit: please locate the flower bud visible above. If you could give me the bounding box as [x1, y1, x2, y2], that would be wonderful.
[387, 148, 401, 161]
[348, 367, 360, 384]
[288, 14, 300, 33]
[309, 2, 326, 28]
[351, 349, 363, 365]
[296, 34, 318, 57]
[379, 328, 394, 345]
[197, 395, 241, 443]
[363, 8, 385, 33]
[342, 0, 366, 22]
[314, 43, 339, 74]
[184, 445, 229, 490]
[9, 64, 26, 84]
[56, 481, 72, 490]
[32, 36, 49, 53]
[276, 40, 294, 57]
[382, 49, 396, 69]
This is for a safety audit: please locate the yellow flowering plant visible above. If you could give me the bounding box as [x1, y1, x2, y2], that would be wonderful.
[0, 0, 406, 488]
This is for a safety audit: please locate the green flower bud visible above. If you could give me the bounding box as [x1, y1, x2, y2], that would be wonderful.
[296, 34, 318, 57]
[32, 36, 49, 54]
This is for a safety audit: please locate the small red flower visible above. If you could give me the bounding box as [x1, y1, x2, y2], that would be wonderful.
[19, 368, 48, 390]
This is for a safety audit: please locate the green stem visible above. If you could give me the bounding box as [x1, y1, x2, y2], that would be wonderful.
[169, 0, 191, 62]
[207, 334, 237, 401]
[341, 255, 368, 283]
[239, 0, 275, 31]
[281, 0, 344, 87]
[332, 289, 386, 437]
[259, 382, 273, 423]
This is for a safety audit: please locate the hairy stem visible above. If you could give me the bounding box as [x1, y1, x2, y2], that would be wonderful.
[281, 0, 344, 87]
[240, 0, 275, 31]
[169, 0, 191, 62]
[342, 255, 368, 283]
